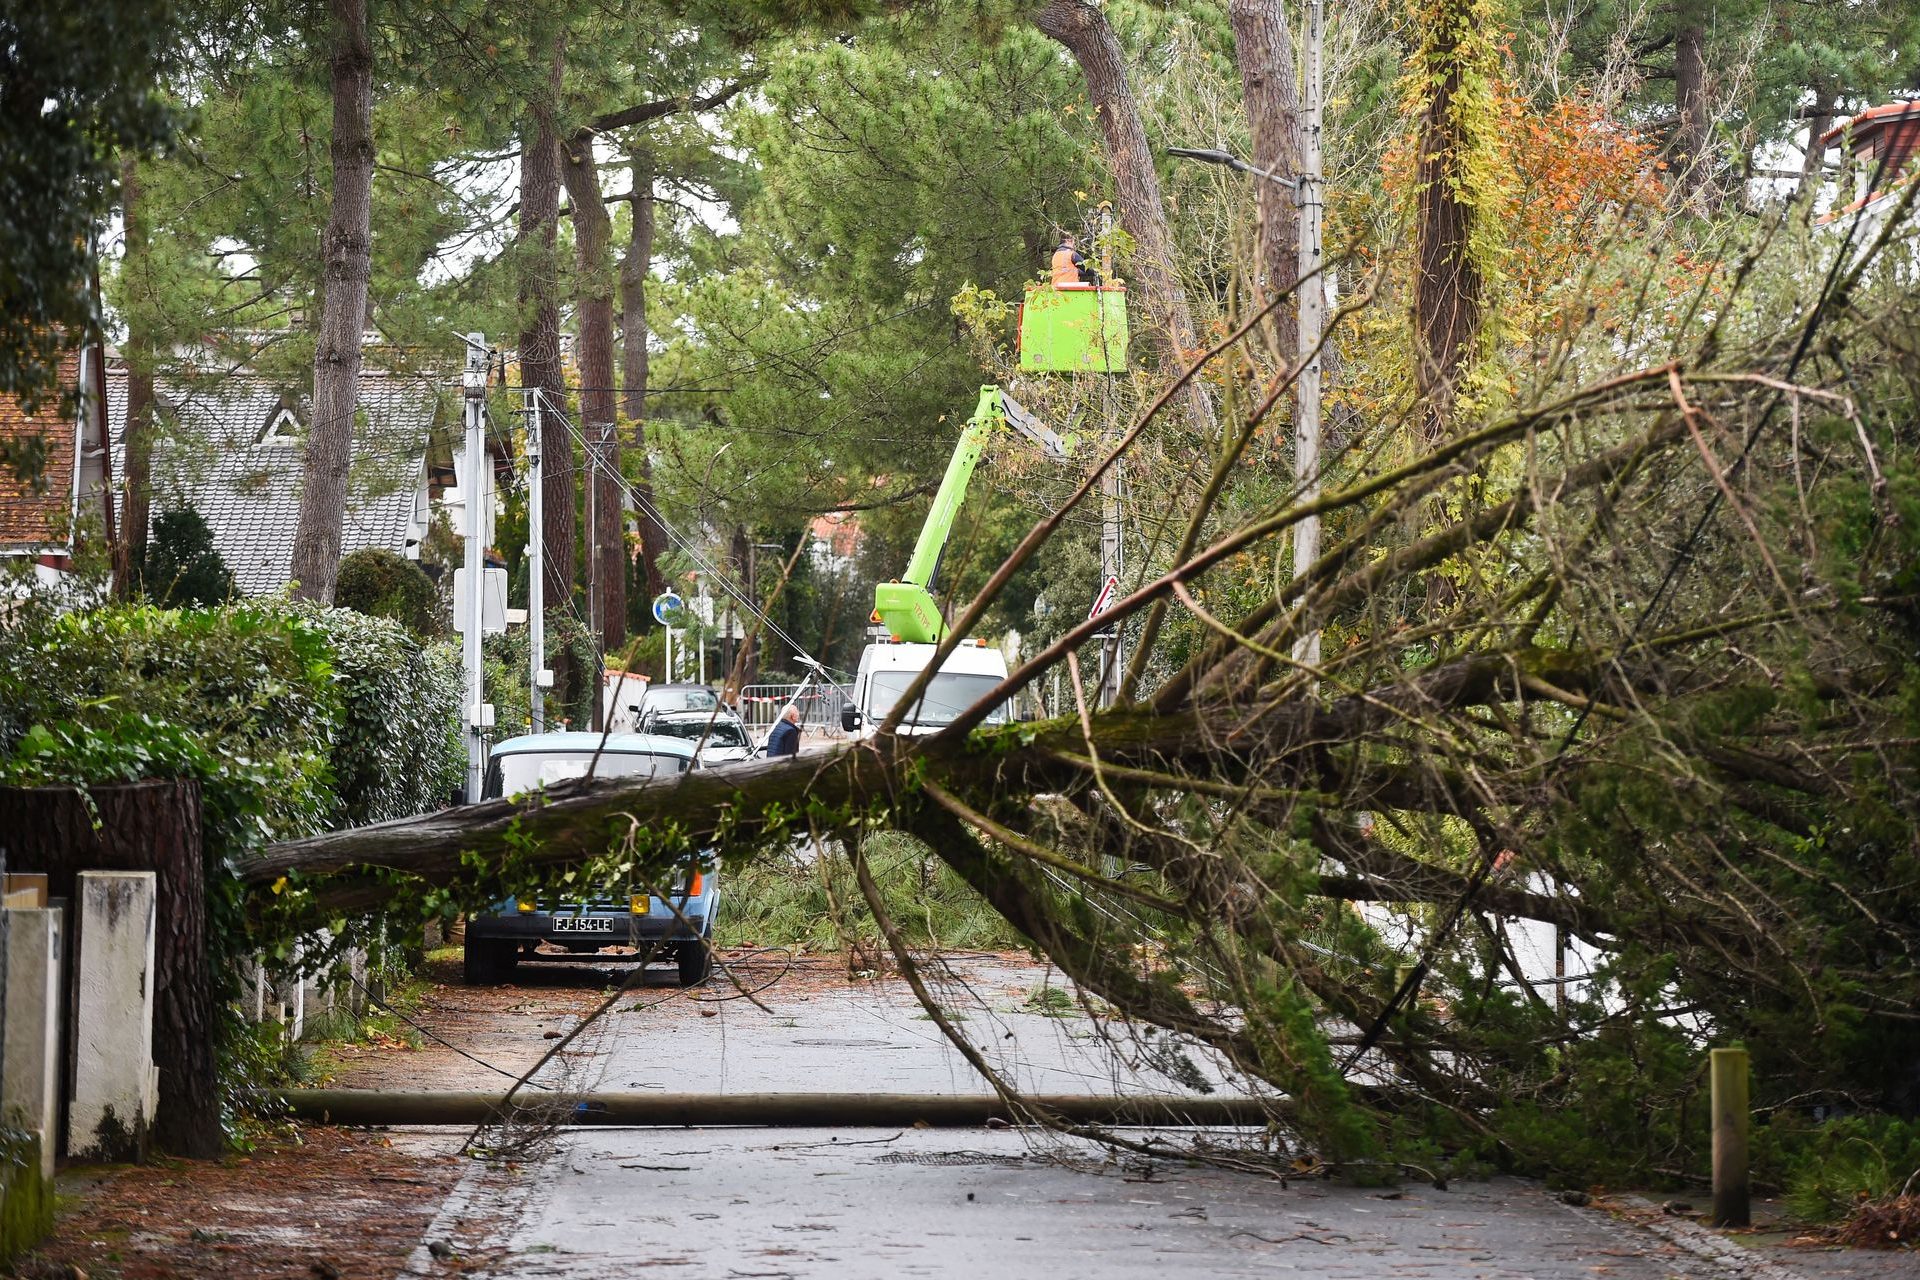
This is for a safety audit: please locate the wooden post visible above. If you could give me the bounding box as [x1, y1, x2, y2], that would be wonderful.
[1710, 1046, 1750, 1227]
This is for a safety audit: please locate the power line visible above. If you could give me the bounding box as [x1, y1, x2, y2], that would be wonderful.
[532, 386, 853, 685]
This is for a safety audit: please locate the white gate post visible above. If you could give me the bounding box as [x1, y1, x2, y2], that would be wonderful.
[2, 905, 65, 1178]
[68, 872, 158, 1162]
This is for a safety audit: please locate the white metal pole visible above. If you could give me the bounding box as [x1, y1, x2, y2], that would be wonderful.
[526, 388, 545, 734]
[697, 581, 709, 686]
[666, 627, 675, 685]
[1098, 466, 1125, 708]
[1292, 0, 1325, 670]
[462, 334, 488, 801]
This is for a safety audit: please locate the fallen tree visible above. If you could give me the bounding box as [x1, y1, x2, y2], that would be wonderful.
[250, 176, 1920, 1170]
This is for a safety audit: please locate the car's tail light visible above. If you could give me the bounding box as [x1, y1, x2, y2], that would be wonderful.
[516, 899, 535, 914]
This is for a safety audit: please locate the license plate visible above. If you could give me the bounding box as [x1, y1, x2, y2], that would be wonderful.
[550, 916, 614, 933]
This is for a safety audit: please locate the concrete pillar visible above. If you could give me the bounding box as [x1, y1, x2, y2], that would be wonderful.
[68, 872, 158, 1163]
[2, 906, 65, 1179]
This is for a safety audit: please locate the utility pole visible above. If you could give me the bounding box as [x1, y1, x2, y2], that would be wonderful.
[1096, 201, 1125, 711]
[1292, 0, 1325, 669]
[585, 422, 603, 731]
[526, 388, 546, 733]
[1098, 470, 1124, 708]
[461, 334, 489, 802]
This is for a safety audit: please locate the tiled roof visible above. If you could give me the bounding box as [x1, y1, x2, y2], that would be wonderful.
[1821, 101, 1920, 148]
[0, 350, 82, 551]
[108, 364, 447, 596]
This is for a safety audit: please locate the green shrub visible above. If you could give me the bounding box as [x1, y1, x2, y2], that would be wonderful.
[335, 548, 441, 636]
[1762, 1114, 1920, 1222]
[484, 612, 601, 733]
[0, 599, 468, 1142]
[295, 605, 463, 825]
[718, 832, 1020, 953]
[143, 507, 234, 606]
[0, 601, 338, 835]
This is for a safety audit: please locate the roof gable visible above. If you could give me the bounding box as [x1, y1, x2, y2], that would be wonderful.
[108, 366, 443, 594]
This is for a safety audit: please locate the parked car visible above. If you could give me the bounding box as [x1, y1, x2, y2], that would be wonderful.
[604, 679, 725, 733]
[465, 732, 719, 987]
[639, 704, 757, 765]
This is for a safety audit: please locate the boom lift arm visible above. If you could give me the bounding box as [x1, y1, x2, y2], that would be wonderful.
[873, 386, 1067, 644]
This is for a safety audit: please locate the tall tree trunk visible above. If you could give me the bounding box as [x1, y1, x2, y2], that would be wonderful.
[1036, 0, 1214, 440]
[1799, 89, 1834, 200]
[1228, 0, 1300, 365]
[621, 143, 668, 605]
[1411, 0, 1488, 441]
[0, 781, 222, 1159]
[561, 128, 626, 653]
[1673, 18, 1712, 204]
[115, 154, 154, 599]
[289, 0, 373, 604]
[519, 42, 573, 612]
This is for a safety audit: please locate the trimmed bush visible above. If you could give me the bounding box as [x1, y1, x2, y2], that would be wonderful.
[296, 605, 463, 824]
[143, 507, 234, 606]
[334, 547, 440, 636]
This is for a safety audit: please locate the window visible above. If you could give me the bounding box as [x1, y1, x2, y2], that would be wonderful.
[258, 405, 300, 444]
[485, 750, 686, 800]
[642, 687, 720, 714]
[645, 717, 750, 748]
[866, 671, 1009, 727]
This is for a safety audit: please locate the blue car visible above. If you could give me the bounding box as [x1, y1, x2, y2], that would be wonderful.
[465, 732, 719, 987]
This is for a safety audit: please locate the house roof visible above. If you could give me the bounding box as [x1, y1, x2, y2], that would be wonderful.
[108, 364, 447, 595]
[1820, 100, 1920, 149]
[0, 350, 84, 552]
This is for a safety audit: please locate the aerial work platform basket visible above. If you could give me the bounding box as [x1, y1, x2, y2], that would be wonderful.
[1016, 283, 1129, 373]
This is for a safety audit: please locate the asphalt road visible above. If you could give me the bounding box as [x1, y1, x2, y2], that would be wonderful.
[381, 955, 1908, 1280]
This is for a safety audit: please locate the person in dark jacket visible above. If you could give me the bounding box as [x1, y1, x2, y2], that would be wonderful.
[764, 704, 802, 757]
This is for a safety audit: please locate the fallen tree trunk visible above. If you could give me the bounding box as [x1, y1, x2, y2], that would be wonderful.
[282, 1089, 1289, 1129]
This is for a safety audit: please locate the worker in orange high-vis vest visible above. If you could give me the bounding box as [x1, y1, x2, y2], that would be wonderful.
[1050, 233, 1087, 287]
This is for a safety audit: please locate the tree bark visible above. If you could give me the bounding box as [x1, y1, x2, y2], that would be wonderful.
[1673, 19, 1712, 204]
[0, 781, 223, 1158]
[561, 128, 626, 654]
[1411, 0, 1486, 441]
[115, 155, 154, 599]
[1799, 89, 1833, 199]
[519, 40, 574, 616]
[289, 0, 374, 604]
[1227, 0, 1300, 364]
[1036, 0, 1213, 439]
[621, 143, 668, 605]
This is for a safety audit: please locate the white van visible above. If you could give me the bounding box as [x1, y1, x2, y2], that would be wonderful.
[840, 638, 1012, 739]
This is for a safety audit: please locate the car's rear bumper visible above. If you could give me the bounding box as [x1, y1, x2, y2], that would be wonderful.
[468, 912, 708, 947]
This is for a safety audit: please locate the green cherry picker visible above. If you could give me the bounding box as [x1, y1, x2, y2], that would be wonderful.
[840, 231, 1128, 739]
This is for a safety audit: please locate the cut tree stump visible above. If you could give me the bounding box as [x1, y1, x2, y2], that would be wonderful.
[0, 780, 224, 1158]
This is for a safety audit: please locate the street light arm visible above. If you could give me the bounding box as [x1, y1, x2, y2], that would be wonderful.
[1166, 146, 1297, 191]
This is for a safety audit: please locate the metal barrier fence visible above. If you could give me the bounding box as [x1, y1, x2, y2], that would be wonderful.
[736, 683, 850, 738]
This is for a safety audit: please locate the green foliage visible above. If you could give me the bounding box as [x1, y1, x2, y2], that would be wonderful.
[143, 507, 235, 606]
[717, 832, 1021, 953]
[0, 599, 464, 1139]
[334, 548, 442, 636]
[294, 605, 464, 826]
[0, 1, 175, 405]
[1762, 1114, 1920, 1222]
[484, 613, 601, 734]
[0, 602, 338, 835]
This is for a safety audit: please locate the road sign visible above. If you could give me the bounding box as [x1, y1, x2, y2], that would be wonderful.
[1086, 574, 1119, 621]
[651, 590, 685, 626]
